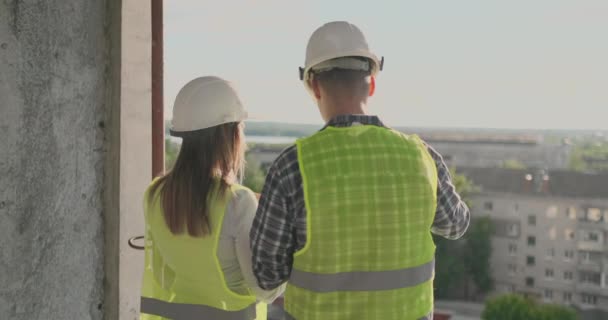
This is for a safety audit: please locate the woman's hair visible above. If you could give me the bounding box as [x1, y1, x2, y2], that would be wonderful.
[148, 122, 245, 237]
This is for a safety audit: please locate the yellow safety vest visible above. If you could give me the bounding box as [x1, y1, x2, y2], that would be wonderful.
[285, 125, 438, 320]
[140, 179, 267, 320]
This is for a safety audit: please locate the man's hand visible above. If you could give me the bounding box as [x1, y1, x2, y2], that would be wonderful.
[255, 193, 261, 200]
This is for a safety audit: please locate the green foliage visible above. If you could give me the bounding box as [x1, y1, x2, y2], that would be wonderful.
[569, 141, 608, 172]
[434, 170, 492, 300]
[534, 304, 578, 320]
[482, 294, 577, 320]
[242, 154, 266, 193]
[434, 236, 466, 298]
[450, 168, 478, 207]
[463, 216, 493, 293]
[502, 159, 527, 169]
[482, 295, 536, 320]
[165, 138, 181, 171]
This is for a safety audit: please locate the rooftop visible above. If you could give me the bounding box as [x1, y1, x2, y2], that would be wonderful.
[459, 167, 608, 198]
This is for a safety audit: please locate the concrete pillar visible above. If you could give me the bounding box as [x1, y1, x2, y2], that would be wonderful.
[0, 1, 114, 319]
[105, 0, 152, 318]
[1, 1, 151, 319]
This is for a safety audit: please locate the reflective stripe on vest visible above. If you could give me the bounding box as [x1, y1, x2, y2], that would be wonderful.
[141, 297, 256, 320]
[289, 259, 434, 293]
[284, 311, 433, 320]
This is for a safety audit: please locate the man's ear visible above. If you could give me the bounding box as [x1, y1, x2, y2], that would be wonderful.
[310, 78, 322, 100]
[369, 76, 376, 97]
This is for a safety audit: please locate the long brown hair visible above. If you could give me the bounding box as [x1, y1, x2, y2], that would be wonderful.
[148, 122, 245, 237]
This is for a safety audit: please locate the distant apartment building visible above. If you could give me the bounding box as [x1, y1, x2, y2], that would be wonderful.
[421, 133, 572, 169]
[247, 132, 574, 170]
[460, 167, 608, 313]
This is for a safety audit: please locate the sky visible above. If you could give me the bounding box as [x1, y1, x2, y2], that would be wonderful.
[164, 0, 608, 130]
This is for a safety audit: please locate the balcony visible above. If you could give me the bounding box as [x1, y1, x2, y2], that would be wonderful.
[575, 282, 604, 295]
[578, 219, 608, 231]
[577, 261, 602, 273]
[577, 241, 605, 252]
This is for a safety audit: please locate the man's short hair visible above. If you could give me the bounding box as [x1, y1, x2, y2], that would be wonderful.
[312, 57, 372, 97]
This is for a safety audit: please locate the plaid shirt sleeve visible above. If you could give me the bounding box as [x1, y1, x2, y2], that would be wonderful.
[250, 146, 298, 290]
[425, 143, 471, 239]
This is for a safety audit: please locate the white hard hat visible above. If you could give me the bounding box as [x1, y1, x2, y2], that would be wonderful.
[299, 21, 384, 82]
[170, 76, 247, 136]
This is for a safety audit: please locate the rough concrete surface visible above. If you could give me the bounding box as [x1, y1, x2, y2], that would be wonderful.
[116, 0, 152, 317]
[0, 1, 111, 319]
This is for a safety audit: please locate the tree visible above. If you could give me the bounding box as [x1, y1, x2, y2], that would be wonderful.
[242, 153, 266, 193]
[502, 159, 527, 170]
[165, 138, 181, 171]
[570, 142, 608, 172]
[482, 294, 577, 320]
[482, 294, 536, 320]
[434, 169, 493, 300]
[534, 304, 578, 320]
[450, 168, 478, 207]
[462, 216, 493, 297]
[434, 236, 466, 299]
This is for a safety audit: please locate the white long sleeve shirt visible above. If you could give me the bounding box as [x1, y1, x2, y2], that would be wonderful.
[217, 188, 285, 303]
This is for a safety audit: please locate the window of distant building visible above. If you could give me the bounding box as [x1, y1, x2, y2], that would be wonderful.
[508, 264, 517, 276]
[546, 248, 555, 259]
[582, 231, 600, 242]
[582, 294, 598, 306]
[528, 215, 536, 225]
[548, 227, 557, 240]
[507, 224, 519, 237]
[544, 289, 553, 300]
[484, 202, 493, 211]
[526, 256, 536, 266]
[581, 251, 591, 263]
[587, 208, 602, 222]
[567, 206, 577, 220]
[563, 292, 572, 303]
[564, 250, 574, 261]
[564, 229, 575, 240]
[545, 268, 554, 279]
[525, 277, 535, 287]
[546, 206, 558, 218]
[508, 243, 517, 255]
[527, 236, 536, 247]
[564, 271, 573, 281]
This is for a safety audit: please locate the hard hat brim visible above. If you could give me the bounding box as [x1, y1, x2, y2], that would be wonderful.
[299, 54, 384, 81]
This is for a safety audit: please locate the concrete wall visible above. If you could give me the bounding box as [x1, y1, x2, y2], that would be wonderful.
[115, 0, 151, 318]
[0, 1, 117, 319]
[0, 1, 150, 319]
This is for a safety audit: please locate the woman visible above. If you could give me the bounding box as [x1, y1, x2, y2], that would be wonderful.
[139, 76, 284, 320]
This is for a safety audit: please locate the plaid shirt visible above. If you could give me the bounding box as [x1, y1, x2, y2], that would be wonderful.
[250, 115, 471, 290]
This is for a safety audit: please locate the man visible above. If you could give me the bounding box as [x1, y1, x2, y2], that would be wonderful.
[250, 21, 470, 320]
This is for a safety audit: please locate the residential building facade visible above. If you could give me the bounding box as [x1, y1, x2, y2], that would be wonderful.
[461, 168, 608, 313]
